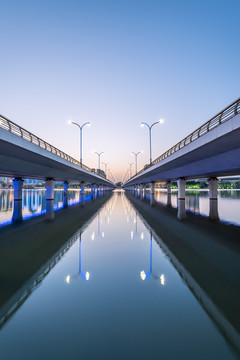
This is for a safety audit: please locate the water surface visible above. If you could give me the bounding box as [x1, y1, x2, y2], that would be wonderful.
[0, 190, 238, 359]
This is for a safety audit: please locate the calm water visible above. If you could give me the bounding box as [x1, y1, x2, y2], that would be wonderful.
[0, 190, 239, 359]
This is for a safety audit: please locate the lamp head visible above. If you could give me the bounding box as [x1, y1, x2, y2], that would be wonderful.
[68, 120, 72, 125]
[140, 123, 144, 128]
[158, 118, 164, 124]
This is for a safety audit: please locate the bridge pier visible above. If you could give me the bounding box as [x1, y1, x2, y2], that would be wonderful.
[12, 199, 23, 223]
[12, 177, 24, 223]
[140, 183, 144, 200]
[150, 181, 155, 206]
[167, 180, 171, 206]
[80, 181, 85, 206]
[177, 178, 186, 220]
[13, 178, 24, 201]
[46, 179, 55, 220]
[63, 181, 69, 208]
[208, 177, 219, 221]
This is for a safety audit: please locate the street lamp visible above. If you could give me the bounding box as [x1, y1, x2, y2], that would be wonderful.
[94, 151, 104, 172]
[131, 151, 143, 175]
[102, 162, 109, 176]
[128, 162, 134, 178]
[141, 119, 164, 164]
[68, 120, 90, 166]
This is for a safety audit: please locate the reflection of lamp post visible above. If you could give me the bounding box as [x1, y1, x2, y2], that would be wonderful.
[68, 121, 90, 166]
[65, 234, 90, 282]
[131, 151, 143, 175]
[141, 119, 164, 164]
[140, 231, 165, 284]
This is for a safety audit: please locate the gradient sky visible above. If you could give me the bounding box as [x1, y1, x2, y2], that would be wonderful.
[0, 0, 239, 182]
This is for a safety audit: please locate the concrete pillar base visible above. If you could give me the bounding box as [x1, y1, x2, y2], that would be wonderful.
[177, 199, 187, 220]
[177, 178, 186, 219]
[12, 200, 23, 223]
[209, 199, 219, 221]
[46, 200, 55, 221]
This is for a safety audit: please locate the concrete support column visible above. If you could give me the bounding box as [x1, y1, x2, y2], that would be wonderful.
[63, 181, 69, 208]
[12, 200, 23, 223]
[150, 181, 155, 206]
[140, 183, 144, 200]
[80, 181, 85, 206]
[167, 181, 171, 194]
[13, 178, 24, 200]
[80, 181, 85, 196]
[46, 179, 55, 220]
[46, 179, 54, 200]
[208, 177, 219, 221]
[167, 180, 171, 206]
[208, 177, 218, 199]
[63, 181, 69, 195]
[177, 178, 186, 220]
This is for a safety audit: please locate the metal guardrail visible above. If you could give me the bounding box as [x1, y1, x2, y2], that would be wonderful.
[127, 97, 240, 181]
[0, 114, 108, 181]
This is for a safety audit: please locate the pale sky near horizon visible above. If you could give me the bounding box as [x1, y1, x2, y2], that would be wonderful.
[0, 0, 239, 182]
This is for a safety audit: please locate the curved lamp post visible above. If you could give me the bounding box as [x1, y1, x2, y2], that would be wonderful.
[94, 151, 104, 172]
[141, 119, 164, 164]
[102, 162, 109, 176]
[128, 162, 134, 178]
[68, 121, 90, 166]
[131, 151, 143, 175]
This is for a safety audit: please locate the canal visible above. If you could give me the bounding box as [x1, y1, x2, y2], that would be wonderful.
[0, 189, 240, 359]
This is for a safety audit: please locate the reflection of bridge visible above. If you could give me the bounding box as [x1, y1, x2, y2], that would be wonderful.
[129, 193, 240, 357]
[124, 98, 240, 220]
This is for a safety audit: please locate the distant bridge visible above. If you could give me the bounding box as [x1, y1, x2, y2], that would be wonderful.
[124, 98, 240, 219]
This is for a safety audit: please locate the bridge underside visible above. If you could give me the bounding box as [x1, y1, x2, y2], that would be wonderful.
[0, 136, 111, 185]
[126, 115, 240, 185]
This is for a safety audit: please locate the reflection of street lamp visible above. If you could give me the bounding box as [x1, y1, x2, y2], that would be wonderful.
[140, 231, 165, 284]
[131, 151, 143, 175]
[68, 121, 90, 166]
[65, 234, 90, 282]
[141, 119, 164, 164]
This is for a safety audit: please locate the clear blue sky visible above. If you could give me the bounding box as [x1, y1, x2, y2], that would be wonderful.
[0, 0, 239, 182]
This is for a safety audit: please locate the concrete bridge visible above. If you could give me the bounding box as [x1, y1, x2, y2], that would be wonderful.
[0, 114, 114, 221]
[124, 98, 240, 219]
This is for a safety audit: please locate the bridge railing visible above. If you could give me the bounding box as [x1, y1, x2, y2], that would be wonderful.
[0, 114, 108, 181]
[127, 97, 240, 181]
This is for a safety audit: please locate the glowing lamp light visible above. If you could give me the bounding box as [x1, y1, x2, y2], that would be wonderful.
[91, 232, 95, 241]
[140, 232, 144, 239]
[140, 123, 144, 127]
[160, 274, 165, 285]
[65, 275, 71, 284]
[130, 230, 134, 240]
[140, 270, 146, 280]
[158, 118, 164, 124]
[85, 272, 90, 281]
[102, 232, 105, 237]
[68, 120, 72, 125]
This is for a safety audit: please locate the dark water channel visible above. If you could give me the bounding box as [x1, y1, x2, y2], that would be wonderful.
[0, 189, 239, 359]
